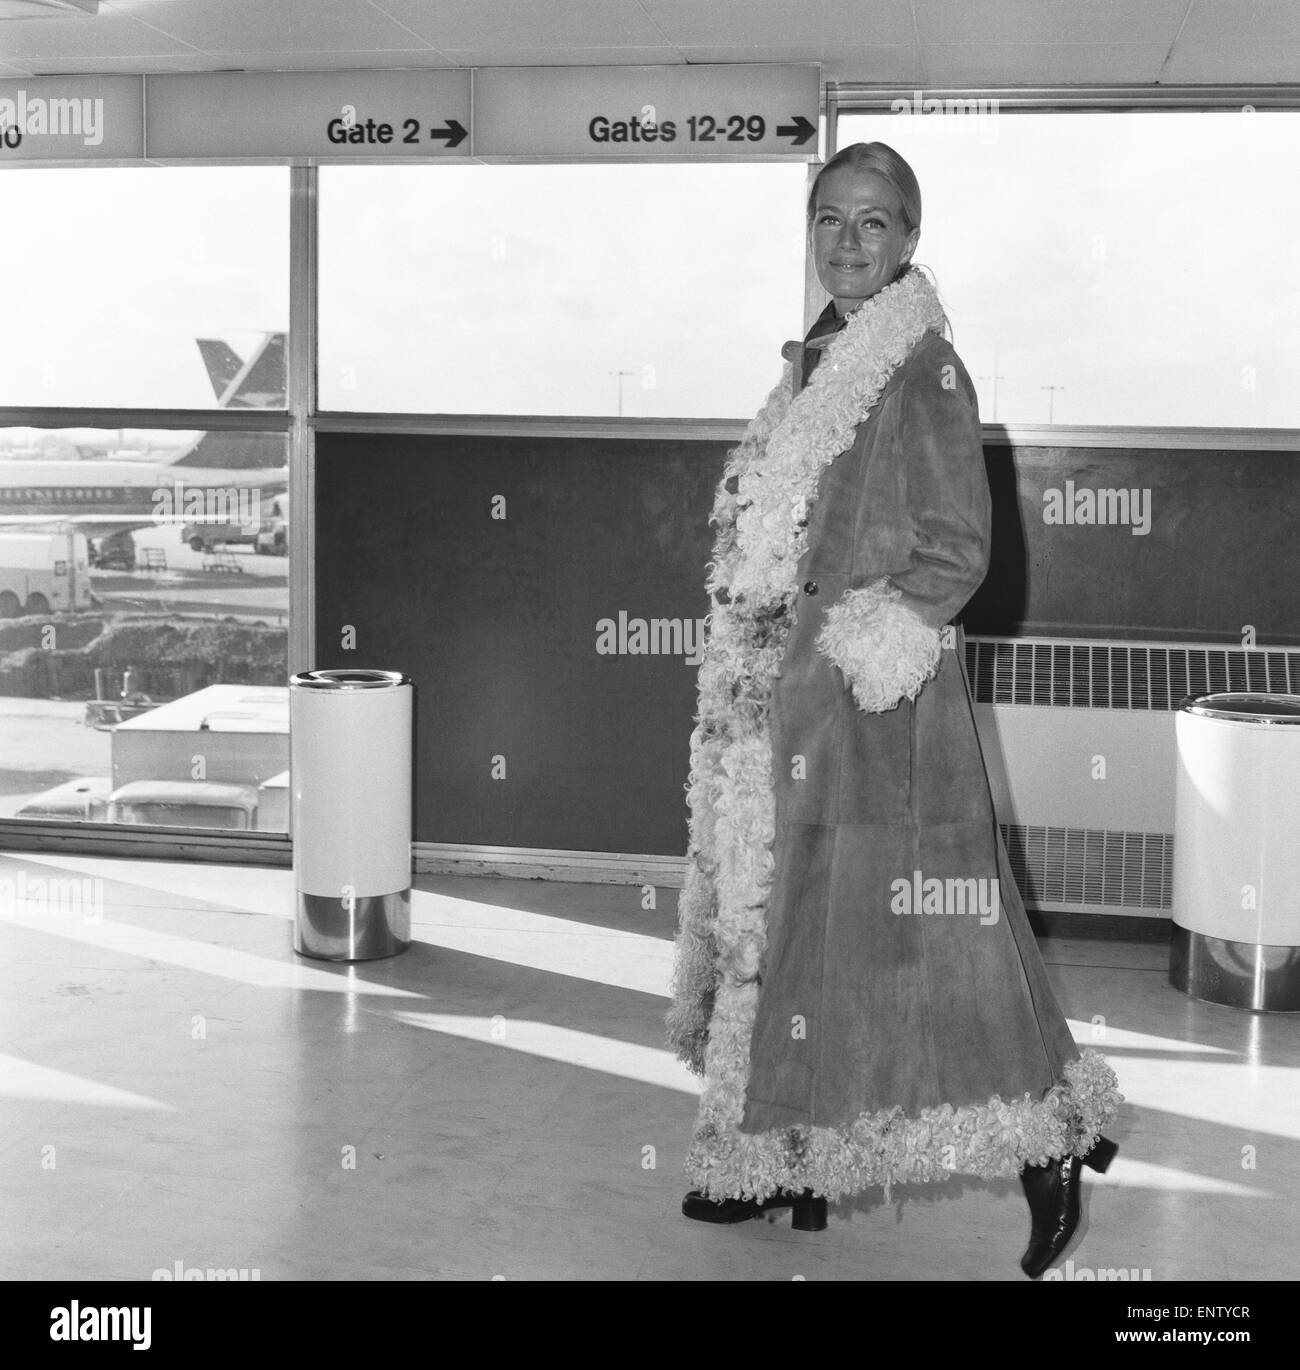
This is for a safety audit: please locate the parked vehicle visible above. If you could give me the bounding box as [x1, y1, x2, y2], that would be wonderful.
[20, 683, 289, 831]
[0, 527, 92, 616]
[180, 520, 260, 553]
[15, 776, 112, 821]
[255, 494, 288, 556]
[88, 529, 136, 571]
[106, 779, 259, 829]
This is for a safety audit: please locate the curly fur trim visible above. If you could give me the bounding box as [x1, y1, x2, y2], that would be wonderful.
[816, 578, 943, 712]
[686, 1048, 1123, 1204]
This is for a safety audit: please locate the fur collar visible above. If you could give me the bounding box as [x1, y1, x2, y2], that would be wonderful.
[711, 268, 947, 613]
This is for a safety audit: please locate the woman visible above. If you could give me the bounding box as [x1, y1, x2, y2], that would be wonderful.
[667, 142, 1121, 1279]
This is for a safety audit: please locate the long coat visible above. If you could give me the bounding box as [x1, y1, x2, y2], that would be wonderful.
[670, 290, 1121, 1201]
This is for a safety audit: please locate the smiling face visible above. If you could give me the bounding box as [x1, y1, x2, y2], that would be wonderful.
[810, 166, 920, 314]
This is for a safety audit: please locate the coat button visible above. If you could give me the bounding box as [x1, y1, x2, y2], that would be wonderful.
[803, 580, 818, 596]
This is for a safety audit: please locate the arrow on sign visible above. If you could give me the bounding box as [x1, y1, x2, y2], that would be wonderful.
[429, 119, 468, 148]
[776, 115, 816, 146]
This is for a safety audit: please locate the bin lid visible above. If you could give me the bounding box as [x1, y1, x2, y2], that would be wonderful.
[1181, 692, 1300, 723]
[290, 669, 410, 690]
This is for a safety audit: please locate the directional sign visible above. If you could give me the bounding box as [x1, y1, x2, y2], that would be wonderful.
[473, 64, 820, 159]
[0, 76, 143, 162]
[144, 70, 471, 161]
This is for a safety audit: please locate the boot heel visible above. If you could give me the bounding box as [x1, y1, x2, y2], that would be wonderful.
[1083, 1135, 1118, 1174]
[791, 1191, 828, 1232]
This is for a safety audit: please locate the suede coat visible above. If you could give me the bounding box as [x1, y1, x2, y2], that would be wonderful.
[668, 280, 1120, 1201]
[743, 309, 1078, 1131]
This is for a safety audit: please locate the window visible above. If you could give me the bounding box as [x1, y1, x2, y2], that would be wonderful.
[319, 161, 809, 419]
[0, 425, 289, 829]
[0, 167, 289, 410]
[834, 109, 1300, 428]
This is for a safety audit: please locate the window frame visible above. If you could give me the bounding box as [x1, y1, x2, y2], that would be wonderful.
[5, 82, 1299, 863]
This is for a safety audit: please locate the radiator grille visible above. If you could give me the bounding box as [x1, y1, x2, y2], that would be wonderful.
[966, 639, 1300, 709]
[1000, 823, 1173, 910]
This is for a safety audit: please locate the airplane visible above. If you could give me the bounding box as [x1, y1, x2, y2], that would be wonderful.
[0, 333, 289, 548]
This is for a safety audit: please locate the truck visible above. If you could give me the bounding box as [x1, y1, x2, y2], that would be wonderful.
[255, 493, 288, 556]
[0, 527, 92, 616]
[17, 684, 290, 831]
[179, 520, 260, 553]
[180, 492, 286, 556]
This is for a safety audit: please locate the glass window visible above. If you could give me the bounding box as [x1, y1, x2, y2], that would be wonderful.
[318, 162, 809, 418]
[0, 167, 289, 409]
[0, 426, 289, 831]
[834, 109, 1300, 428]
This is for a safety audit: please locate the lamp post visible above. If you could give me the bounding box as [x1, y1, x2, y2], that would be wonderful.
[977, 344, 1005, 421]
[1041, 384, 1066, 424]
[609, 369, 634, 417]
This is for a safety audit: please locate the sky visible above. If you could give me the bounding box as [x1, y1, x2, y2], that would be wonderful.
[0, 109, 1297, 427]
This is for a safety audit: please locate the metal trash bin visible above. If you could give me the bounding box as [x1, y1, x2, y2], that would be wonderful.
[1170, 692, 1300, 1011]
[290, 669, 413, 961]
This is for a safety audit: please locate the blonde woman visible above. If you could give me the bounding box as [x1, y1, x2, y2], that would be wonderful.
[668, 142, 1121, 1278]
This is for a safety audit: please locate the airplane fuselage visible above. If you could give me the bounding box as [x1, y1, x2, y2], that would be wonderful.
[0, 460, 289, 529]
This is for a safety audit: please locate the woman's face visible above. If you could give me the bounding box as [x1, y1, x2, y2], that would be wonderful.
[810, 166, 920, 314]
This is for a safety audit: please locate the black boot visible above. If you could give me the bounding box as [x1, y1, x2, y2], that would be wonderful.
[1019, 1135, 1118, 1279]
[682, 1187, 828, 1231]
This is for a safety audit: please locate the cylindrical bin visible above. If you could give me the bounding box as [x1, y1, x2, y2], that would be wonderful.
[1170, 692, 1300, 1011]
[290, 669, 413, 961]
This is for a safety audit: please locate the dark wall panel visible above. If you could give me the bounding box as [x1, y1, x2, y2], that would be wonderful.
[316, 433, 1300, 854]
[315, 432, 723, 854]
[967, 447, 1300, 645]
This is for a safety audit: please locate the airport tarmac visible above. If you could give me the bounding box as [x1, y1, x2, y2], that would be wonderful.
[91, 526, 288, 626]
[0, 699, 111, 818]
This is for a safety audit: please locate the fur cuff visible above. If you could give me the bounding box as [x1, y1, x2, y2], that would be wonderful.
[815, 579, 942, 712]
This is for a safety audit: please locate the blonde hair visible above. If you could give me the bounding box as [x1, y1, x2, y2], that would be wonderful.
[807, 141, 923, 235]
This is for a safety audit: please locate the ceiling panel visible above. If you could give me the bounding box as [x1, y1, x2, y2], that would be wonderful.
[116, 0, 433, 54]
[640, 0, 915, 48]
[676, 43, 922, 84]
[172, 48, 460, 72]
[910, 0, 1191, 45]
[1162, 41, 1300, 82]
[922, 42, 1173, 85]
[373, 0, 670, 51]
[821, 45, 926, 83]
[0, 7, 190, 58]
[0, 0, 1296, 85]
[439, 46, 685, 67]
[1178, 0, 1300, 42]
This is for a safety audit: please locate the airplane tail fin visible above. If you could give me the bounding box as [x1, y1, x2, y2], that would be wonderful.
[170, 432, 287, 469]
[197, 339, 245, 401]
[196, 333, 286, 408]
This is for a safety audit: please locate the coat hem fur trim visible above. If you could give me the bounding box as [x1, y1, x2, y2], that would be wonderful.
[816, 578, 942, 713]
[685, 1049, 1122, 1203]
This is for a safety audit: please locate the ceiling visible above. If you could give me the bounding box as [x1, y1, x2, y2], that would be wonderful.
[0, 0, 1297, 87]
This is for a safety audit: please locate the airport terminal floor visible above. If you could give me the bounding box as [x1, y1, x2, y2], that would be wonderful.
[2, 850, 1296, 1283]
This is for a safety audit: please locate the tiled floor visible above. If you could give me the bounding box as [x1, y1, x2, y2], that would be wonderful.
[1, 850, 1297, 1281]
